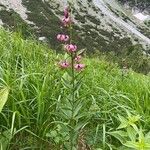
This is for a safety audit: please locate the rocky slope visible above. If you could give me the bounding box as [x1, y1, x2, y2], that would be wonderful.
[118, 0, 150, 13]
[0, 0, 150, 52]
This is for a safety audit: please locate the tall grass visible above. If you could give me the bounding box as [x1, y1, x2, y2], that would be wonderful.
[0, 28, 150, 149]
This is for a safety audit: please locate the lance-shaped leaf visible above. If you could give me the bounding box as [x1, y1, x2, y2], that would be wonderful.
[0, 87, 9, 113]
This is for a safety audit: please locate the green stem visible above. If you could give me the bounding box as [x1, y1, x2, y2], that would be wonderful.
[69, 4, 76, 150]
[70, 53, 75, 150]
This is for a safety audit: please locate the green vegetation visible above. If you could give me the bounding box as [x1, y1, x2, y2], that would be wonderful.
[0, 28, 150, 149]
[117, 0, 150, 11]
[100, 44, 150, 74]
[144, 20, 150, 27]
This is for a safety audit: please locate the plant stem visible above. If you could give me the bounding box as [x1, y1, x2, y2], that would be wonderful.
[69, 4, 76, 149]
[70, 53, 75, 150]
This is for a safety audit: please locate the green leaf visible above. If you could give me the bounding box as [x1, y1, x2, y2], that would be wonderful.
[108, 130, 127, 144]
[138, 127, 145, 143]
[46, 133, 51, 138]
[0, 87, 9, 113]
[54, 136, 60, 143]
[50, 130, 57, 137]
[124, 141, 138, 149]
[74, 121, 89, 132]
[0, 130, 12, 150]
[61, 72, 72, 88]
[64, 53, 70, 60]
[77, 48, 86, 56]
[117, 115, 128, 129]
[127, 126, 137, 142]
[145, 131, 150, 142]
[61, 108, 72, 119]
[128, 115, 141, 127]
[73, 102, 83, 118]
[118, 145, 134, 150]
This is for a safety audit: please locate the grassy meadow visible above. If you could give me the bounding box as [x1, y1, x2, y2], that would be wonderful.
[0, 28, 150, 149]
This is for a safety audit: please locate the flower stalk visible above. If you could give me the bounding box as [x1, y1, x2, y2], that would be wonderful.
[56, 3, 85, 149]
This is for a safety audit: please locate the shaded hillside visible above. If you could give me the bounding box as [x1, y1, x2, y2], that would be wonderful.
[118, 0, 150, 12]
[0, 0, 149, 52]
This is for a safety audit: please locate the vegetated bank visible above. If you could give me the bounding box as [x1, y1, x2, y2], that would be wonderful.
[0, 28, 150, 149]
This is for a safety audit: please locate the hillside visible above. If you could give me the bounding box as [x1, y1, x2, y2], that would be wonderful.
[0, 0, 150, 53]
[0, 27, 150, 149]
[118, 0, 150, 12]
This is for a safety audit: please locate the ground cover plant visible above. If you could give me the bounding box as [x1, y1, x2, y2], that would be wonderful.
[0, 2, 150, 150]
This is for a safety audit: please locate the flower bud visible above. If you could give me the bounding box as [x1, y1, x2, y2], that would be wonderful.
[64, 7, 69, 18]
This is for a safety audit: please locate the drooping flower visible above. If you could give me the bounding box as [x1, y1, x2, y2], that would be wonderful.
[59, 61, 70, 69]
[74, 64, 85, 71]
[57, 6, 86, 72]
[64, 7, 69, 18]
[65, 44, 77, 53]
[64, 35, 69, 42]
[57, 34, 65, 41]
[62, 6, 71, 27]
[57, 34, 69, 42]
[75, 55, 82, 62]
[62, 17, 71, 27]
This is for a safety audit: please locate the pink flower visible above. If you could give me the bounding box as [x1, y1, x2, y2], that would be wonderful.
[57, 34, 65, 41]
[64, 7, 69, 18]
[64, 35, 69, 42]
[75, 55, 82, 62]
[62, 17, 71, 27]
[65, 44, 77, 53]
[57, 34, 69, 42]
[59, 61, 70, 69]
[74, 64, 85, 71]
